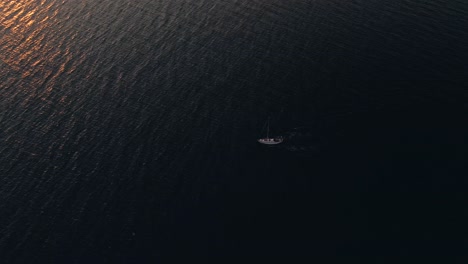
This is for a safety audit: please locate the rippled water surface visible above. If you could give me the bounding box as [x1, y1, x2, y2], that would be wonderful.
[1, 0, 467, 260]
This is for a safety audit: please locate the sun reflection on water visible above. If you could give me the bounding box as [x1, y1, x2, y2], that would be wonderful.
[0, 0, 73, 102]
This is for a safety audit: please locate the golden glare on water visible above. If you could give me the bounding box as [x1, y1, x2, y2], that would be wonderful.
[0, 1, 56, 69]
[0, 0, 74, 101]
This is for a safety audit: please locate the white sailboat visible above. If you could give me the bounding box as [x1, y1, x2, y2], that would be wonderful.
[258, 118, 283, 145]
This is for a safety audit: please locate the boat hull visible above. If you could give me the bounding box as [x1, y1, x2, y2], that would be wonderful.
[258, 138, 283, 145]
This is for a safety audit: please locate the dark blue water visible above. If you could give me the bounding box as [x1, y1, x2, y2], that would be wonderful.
[1, 0, 467, 260]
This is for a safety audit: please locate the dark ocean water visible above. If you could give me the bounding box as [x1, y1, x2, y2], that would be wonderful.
[1, 0, 467, 260]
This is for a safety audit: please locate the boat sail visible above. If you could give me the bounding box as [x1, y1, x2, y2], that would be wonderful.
[258, 117, 283, 145]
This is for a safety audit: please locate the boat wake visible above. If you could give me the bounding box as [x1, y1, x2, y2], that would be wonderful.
[278, 126, 330, 156]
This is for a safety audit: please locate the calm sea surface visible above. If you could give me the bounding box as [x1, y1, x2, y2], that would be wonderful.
[1, 0, 467, 260]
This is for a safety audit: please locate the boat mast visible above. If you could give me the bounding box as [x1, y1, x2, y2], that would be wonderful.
[266, 117, 270, 139]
